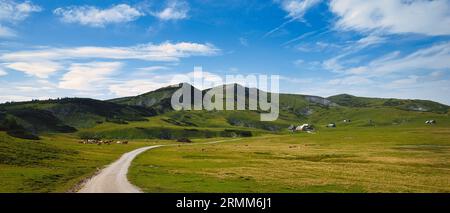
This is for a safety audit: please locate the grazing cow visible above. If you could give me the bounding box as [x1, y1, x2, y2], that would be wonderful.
[425, 120, 436, 125]
[327, 123, 336, 128]
[287, 124, 296, 132]
[296, 124, 314, 131]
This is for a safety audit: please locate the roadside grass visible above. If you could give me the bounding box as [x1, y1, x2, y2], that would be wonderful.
[129, 126, 450, 192]
[0, 132, 169, 192]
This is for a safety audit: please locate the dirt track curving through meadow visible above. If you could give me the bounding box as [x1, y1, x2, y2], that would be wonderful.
[78, 145, 162, 193]
[78, 138, 243, 193]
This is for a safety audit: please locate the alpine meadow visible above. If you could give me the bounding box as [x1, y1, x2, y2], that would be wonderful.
[1, 83, 449, 192]
[0, 0, 450, 196]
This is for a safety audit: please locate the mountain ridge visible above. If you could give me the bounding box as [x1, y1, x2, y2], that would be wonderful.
[1, 83, 449, 140]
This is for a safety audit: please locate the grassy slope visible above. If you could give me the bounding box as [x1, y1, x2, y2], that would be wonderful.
[75, 110, 289, 140]
[0, 98, 156, 136]
[306, 107, 450, 127]
[328, 94, 449, 114]
[1, 108, 449, 192]
[0, 132, 170, 192]
[129, 125, 450, 192]
[75, 104, 450, 140]
[0, 86, 449, 192]
[1, 84, 449, 140]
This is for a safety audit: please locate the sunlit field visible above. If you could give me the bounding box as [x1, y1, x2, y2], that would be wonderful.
[130, 126, 450, 193]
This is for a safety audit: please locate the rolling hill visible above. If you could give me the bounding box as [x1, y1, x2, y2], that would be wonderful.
[328, 94, 449, 114]
[1, 83, 450, 193]
[0, 98, 156, 139]
[0, 83, 449, 140]
[108, 83, 198, 113]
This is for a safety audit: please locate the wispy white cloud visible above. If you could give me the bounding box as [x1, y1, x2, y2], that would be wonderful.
[322, 55, 345, 72]
[265, 0, 321, 38]
[54, 4, 143, 27]
[283, 72, 450, 105]
[355, 35, 386, 49]
[137, 66, 169, 72]
[152, 1, 189, 21]
[0, 79, 67, 103]
[344, 42, 450, 76]
[59, 62, 122, 91]
[280, 75, 314, 84]
[0, 0, 41, 22]
[0, 0, 41, 37]
[108, 78, 172, 97]
[6, 61, 60, 78]
[108, 69, 223, 97]
[239, 37, 249, 47]
[323, 42, 450, 77]
[317, 41, 450, 104]
[2, 42, 219, 62]
[0, 41, 219, 78]
[283, 30, 316, 46]
[384, 75, 419, 89]
[0, 41, 220, 100]
[0, 67, 7, 76]
[0, 25, 15, 37]
[327, 75, 373, 86]
[330, 0, 450, 36]
[279, 0, 321, 20]
[293, 59, 304, 66]
[430, 70, 445, 79]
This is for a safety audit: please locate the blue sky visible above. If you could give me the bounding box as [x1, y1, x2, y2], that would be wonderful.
[0, 0, 449, 104]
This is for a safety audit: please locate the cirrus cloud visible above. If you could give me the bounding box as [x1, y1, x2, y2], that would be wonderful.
[59, 62, 122, 91]
[0, 0, 41, 37]
[54, 4, 144, 27]
[265, 0, 321, 37]
[0, 41, 219, 78]
[345, 42, 450, 77]
[152, 1, 189, 21]
[1, 42, 219, 62]
[330, 0, 450, 36]
[279, 0, 321, 20]
[0, 0, 41, 22]
[0, 67, 7, 76]
[6, 61, 60, 78]
[0, 25, 15, 37]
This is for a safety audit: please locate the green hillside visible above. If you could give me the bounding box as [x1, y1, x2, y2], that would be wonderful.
[109, 83, 202, 113]
[0, 84, 449, 140]
[0, 84, 449, 192]
[0, 98, 156, 139]
[328, 94, 449, 114]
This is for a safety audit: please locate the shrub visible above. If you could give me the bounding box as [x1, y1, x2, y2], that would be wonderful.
[176, 138, 192, 143]
[78, 132, 101, 140]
